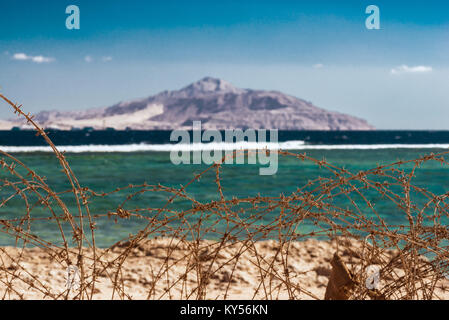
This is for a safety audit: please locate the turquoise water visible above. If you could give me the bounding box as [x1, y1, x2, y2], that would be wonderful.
[1, 148, 448, 247]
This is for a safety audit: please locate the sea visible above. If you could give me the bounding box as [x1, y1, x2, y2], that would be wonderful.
[1, 129, 449, 247]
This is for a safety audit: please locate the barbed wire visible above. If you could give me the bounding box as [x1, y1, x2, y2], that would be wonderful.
[0, 93, 448, 300]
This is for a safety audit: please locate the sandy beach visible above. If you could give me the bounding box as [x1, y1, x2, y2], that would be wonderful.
[1, 238, 448, 300]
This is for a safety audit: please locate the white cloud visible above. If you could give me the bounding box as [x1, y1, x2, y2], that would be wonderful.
[12, 53, 54, 63]
[12, 53, 28, 60]
[84, 55, 112, 63]
[390, 65, 432, 75]
[32, 55, 54, 63]
[313, 63, 324, 69]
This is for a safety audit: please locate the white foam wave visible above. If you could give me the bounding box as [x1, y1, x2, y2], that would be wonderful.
[0, 141, 449, 153]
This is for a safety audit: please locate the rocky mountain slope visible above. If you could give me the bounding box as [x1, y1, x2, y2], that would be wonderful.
[4, 77, 374, 130]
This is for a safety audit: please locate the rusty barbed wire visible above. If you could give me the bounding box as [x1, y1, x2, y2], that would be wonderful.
[0, 93, 449, 300]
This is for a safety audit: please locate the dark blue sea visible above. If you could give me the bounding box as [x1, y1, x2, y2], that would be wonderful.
[0, 130, 448, 247]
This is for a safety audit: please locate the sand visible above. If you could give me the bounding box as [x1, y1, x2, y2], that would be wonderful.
[1, 238, 448, 300]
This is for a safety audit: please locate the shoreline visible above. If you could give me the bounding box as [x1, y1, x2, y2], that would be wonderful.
[1, 238, 448, 300]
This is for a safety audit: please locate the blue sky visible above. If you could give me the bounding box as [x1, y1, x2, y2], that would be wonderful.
[1, 0, 448, 129]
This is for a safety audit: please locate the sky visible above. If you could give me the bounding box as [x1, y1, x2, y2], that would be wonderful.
[0, 0, 448, 129]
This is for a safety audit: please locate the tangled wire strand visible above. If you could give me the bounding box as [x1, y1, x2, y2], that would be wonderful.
[0, 93, 448, 300]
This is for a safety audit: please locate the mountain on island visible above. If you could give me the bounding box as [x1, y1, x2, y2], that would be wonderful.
[5, 77, 374, 130]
